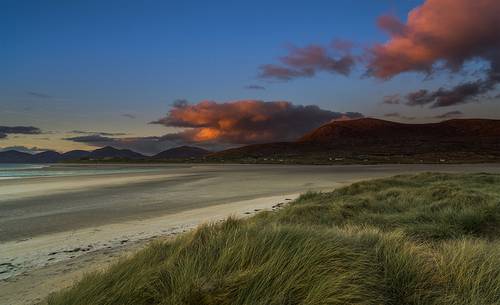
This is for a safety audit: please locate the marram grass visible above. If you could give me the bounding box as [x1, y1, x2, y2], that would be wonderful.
[47, 173, 500, 305]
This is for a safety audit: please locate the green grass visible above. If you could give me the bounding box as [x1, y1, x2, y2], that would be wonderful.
[47, 173, 500, 305]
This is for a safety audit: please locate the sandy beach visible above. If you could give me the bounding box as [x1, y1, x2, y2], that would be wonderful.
[2, 163, 500, 304]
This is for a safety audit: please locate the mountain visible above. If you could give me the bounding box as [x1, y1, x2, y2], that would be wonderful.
[0, 150, 34, 163]
[87, 146, 145, 160]
[153, 146, 211, 159]
[61, 150, 91, 161]
[208, 118, 500, 163]
[0, 150, 64, 163]
[0, 146, 144, 163]
[298, 118, 500, 144]
[29, 151, 62, 163]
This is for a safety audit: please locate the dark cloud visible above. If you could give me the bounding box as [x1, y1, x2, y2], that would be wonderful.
[405, 78, 494, 108]
[69, 130, 127, 136]
[259, 64, 314, 81]
[0, 146, 50, 153]
[433, 111, 464, 119]
[245, 85, 266, 90]
[368, 0, 500, 107]
[27, 91, 52, 99]
[66, 135, 115, 143]
[382, 94, 401, 105]
[406, 90, 434, 107]
[151, 100, 363, 144]
[0, 126, 42, 136]
[122, 114, 136, 119]
[260, 44, 356, 81]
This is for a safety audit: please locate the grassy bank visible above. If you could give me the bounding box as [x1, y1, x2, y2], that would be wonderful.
[47, 173, 500, 305]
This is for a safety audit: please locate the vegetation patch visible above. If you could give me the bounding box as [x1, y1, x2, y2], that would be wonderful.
[48, 173, 500, 305]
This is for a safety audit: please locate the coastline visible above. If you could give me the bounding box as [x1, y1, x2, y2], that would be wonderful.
[0, 193, 300, 305]
[3, 163, 500, 304]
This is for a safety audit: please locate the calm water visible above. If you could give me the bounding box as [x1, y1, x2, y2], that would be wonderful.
[0, 164, 161, 180]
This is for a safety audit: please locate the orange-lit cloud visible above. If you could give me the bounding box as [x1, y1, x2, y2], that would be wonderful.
[65, 100, 362, 154]
[153, 100, 363, 144]
[369, 0, 500, 108]
[369, 0, 500, 78]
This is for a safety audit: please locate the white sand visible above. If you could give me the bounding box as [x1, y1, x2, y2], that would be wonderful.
[0, 193, 299, 305]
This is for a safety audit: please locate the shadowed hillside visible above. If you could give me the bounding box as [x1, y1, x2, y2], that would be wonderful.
[208, 118, 500, 164]
[299, 118, 500, 143]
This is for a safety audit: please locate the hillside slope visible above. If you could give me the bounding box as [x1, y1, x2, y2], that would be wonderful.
[299, 118, 500, 143]
[208, 118, 500, 163]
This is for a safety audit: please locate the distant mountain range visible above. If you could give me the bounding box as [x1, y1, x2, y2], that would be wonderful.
[0, 145, 211, 163]
[2, 118, 500, 164]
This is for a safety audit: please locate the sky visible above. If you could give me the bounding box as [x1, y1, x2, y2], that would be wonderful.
[1, 0, 499, 154]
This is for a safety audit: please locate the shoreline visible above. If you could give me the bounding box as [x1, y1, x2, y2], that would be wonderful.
[0, 193, 300, 305]
[3, 163, 500, 304]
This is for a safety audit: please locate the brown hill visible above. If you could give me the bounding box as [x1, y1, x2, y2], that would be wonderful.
[299, 118, 500, 143]
[208, 118, 500, 163]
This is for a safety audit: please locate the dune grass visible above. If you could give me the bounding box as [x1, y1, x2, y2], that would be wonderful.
[47, 173, 500, 305]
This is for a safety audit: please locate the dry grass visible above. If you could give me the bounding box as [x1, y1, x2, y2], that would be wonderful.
[48, 173, 500, 305]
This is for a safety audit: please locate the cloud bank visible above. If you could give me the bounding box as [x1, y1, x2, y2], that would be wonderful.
[0, 126, 41, 134]
[65, 100, 362, 154]
[369, 0, 500, 108]
[0, 146, 51, 154]
[69, 130, 127, 136]
[0, 126, 42, 139]
[151, 100, 363, 145]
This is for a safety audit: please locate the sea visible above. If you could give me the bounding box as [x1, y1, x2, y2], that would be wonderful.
[0, 164, 161, 180]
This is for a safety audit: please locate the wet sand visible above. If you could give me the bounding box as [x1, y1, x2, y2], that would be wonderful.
[2, 163, 500, 304]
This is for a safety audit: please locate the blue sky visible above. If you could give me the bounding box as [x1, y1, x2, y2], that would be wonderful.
[1, 0, 498, 153]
